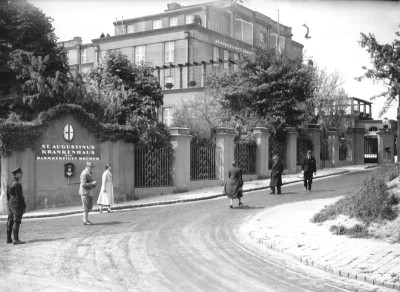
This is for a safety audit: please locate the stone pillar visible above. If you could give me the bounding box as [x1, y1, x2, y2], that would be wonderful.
[347, 128, 365, 165]
[214, 127, 236, 181]
[377, 130, 395, 164]
[253, 127, 271, 178]
[285, 127, 298, 174]
[170, 127, 192, 190]
[308, 124, 321, 169]
[328, 129, 340, 167]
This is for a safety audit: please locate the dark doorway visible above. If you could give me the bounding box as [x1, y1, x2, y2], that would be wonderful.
[364, 136, 378, 163]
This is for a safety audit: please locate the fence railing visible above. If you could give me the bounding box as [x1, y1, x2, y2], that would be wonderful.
[134, 147, 173, 188]
[297, 136, 313, 166]
[190, 145, 219, 180]
[234, 144, 256, 174]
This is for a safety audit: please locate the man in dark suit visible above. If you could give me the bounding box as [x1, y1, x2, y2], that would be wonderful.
[6, 167, 26, 245]
[301, 150, 317, 191]
[79, 161, 97, 225]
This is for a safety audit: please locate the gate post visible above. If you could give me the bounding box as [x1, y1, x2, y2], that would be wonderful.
[328, 128, 340, 167]
[347, 128, 365, 165]
[285, 127, 298, 174]
[170, 127, 192, 190]
[377, 130, 395, 164]
[308, 125, 321, 169]
[214, 127, 236, 181]
[253, 127, 270, 178]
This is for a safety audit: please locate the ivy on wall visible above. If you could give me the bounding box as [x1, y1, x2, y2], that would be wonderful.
[0, 104, 140, 156]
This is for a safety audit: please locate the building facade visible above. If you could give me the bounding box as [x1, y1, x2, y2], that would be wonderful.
[57, 0, 303, 125]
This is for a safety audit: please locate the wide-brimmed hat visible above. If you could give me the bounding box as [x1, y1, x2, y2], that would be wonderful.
[86, 161, 94, 167]
[272, 155, 279, 160]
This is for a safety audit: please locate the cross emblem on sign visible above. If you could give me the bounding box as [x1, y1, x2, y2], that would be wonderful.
[63, 124, 74, 142]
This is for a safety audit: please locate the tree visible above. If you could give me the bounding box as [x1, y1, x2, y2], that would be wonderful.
[0, 0, 69, 118]
[207, 47, 315, 139]
[85, 51, 169, 148]
[85, 51, 163, 125]
[304, 67, 352, 132]
[358, 29, 400, 115]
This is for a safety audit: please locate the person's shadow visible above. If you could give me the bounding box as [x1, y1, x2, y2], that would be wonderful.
[234, 205, 265, 210]
[92, 221, 126, 226]
[26, 237, 65, 243]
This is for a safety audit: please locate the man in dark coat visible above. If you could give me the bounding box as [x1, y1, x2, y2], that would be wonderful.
[301, 150, 317, 191]
[79, 161, 97, 225]
[224, 161, 244, 208]
[6, 167, 26, 244]
[270, 154, 283, 194]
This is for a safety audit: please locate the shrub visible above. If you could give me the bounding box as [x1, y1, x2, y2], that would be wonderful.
[312, 164, 400, 224]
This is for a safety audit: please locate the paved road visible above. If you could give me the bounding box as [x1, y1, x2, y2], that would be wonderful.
[0, 169, 395, 291]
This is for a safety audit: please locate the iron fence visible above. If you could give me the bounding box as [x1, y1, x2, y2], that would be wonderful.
[297, 135, 313, 166]
[134, 147, 173, 188]
[190, 145, 219, 180]
[234, 144, 257, 174]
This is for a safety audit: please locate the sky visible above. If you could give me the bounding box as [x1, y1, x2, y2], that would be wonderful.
[30, 0, 400, 119]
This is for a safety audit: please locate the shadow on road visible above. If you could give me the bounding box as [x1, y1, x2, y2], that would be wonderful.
[26, 237, 65, 243]
[234, 206, 265, 210]
[93, 221, 126, 226]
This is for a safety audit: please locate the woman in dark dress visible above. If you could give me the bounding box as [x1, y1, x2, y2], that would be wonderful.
[270, 154, 283, 194]
[224, 161, 244, 208]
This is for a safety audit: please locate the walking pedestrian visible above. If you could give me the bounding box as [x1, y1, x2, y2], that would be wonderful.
[97, 163, 114, 213]
[224, 161, 244, 208]
[79, 161, 97, 225]
[301, 150, 317, 192]
[6, 167, 26, 245]
[269, 154, 283, 194]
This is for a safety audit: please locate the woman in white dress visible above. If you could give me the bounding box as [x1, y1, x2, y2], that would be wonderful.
[97, 164, 114, 213]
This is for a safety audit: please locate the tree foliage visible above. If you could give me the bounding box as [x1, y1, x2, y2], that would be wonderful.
[85, 51, 163, 125]
[304, 67, 352, 132]
[358, 29, 400, 115]
[207, 48, 315, 138]
[0, 0, 69, 118]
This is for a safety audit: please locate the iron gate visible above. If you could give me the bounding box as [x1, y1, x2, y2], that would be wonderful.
[364, 136, 378, 163]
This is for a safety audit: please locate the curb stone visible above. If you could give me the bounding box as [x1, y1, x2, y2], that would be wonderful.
[249, 222, 398, 290]
[0, 168, 365, 221]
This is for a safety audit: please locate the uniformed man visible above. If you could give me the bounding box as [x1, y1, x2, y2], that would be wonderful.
[6, 167, 26, 245]
[301, 150, 317, 192]
[79, 161, 97, 225]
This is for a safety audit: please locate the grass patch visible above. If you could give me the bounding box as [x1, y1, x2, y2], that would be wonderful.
[312, 164, 400, 242]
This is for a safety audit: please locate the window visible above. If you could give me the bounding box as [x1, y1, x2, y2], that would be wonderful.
[135, 45, 145, 64]
[162, 107, 173, 126]
[185, 14, 194, 24]
[213, 46, 219, 67]
[137, 21, 146, 32]
[234, 19, 253, 45]
[80, 49, 87, 64]
[223, 50, 229, 70]
[127, 24, 135, 33]
[165, 41, 175, 63]
[169, 17, 178, 27]
[153, 19, 162, 30]
[233, 52, 239, 71]
[369, 126, 378, 133]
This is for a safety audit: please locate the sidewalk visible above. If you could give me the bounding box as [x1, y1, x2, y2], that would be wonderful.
[0, 164, 373, 221]
[245, 195, 400, 290]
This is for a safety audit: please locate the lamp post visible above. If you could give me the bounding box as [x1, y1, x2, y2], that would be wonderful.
[382, 117, 389, 132]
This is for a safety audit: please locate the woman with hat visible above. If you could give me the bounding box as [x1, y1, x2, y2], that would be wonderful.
[97, 163, 114, 213]
[224, 161, 244, 208]
[270, 154, 283, 194]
